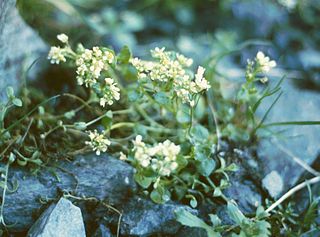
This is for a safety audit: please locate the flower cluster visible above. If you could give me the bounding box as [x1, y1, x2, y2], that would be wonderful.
[132, 135, 180, 177]
[245, 51, 277, 84]
[99, 78, 121, 107]
[255, 51, 277, 73]
[47, 34, 69, 64]
[75, 47, 114, 87]
[130, 47, 210, 106]
[48, 46, 66, 64]
[48, 34, 121, 107]
[85, 130, 111, 155]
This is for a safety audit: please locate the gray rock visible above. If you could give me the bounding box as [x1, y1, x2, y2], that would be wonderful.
[262, 171, 284, 198]
[3, 153, 136, 232]
[104, 196, 197, 236]
[177, 226, 207, 237]
[257, 78, 320, 193]
[224, 149, 262, 213]
[0, 0, 47, 100]
[28, 198, 86, 237]
[93, 224, 113, 237]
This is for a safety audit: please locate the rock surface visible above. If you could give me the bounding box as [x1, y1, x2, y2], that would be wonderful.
[3, 153, 136, 232]
[102, 196, 197, 236]
[257, 78, 320, 194]
[224, 149, 263, 213]
[93, 224, 113, 237]
[0, 0, 47, 100]
[28, 198, 86, 237]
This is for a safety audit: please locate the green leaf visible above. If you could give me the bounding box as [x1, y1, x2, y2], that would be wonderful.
[64, 110, 76, 119]
[213, 188, 222, 197]
[12, 98, 22, 107]
[154, 92, 169, 106]
[191, 124, 209, 141]
[176, 105, 190, 124]
[128, 89, 141, 102]
[17, 159, 27, 166]
[227, 201, 246, 225]
[194, 96, 206, 120]
[134, 173, 153, 189]
[254, 91, 283, 132]
[150, 188, 164, 204]
[101, 110, 113, 129]
[74, 122, 87, 130]
[209, 214, 221, 227]
[226, 163, 238, 172]
[117, 45, 131, 64]
[197, 158, 216, 177]
[263, 121, 320, 127]
[256, 206, 269, 219]
[6, 87, 14, 98]
[175, 209, 221, 237]
[134, 124, 147, 136]
[303, 199, 319, 229]
[174, 185, 188, 200]
[190, 198, 198, 208]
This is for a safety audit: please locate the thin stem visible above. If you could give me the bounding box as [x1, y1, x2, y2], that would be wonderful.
[86, 113, 108, 127]
[110, 122, 173, 134]
[112, 108, 132, 115]
[207, 91, 221, 151]
[110, 122, 135, 130]
[134, 104, 163, 128]
[205, 177, 228, 202]
[17, 118, 34, 150]
[0, 161, 10, 226]
[266, 176, 320, 213]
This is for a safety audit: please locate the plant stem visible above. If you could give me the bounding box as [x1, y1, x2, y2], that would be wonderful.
[110, 122, 135, 130]
[207, 91, 221, 151]
[266, 176, 320, 213]
[0, 161, 10, 226]
[205, 177, 229, 202]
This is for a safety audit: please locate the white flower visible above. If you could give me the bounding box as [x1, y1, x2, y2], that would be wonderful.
[131, 137, 180, 177]
[133, 135, 144, 147]
[48, 46, 66, 64]
[260, 77, 269, 83]
[131, 47, 210, 106]
[119, 152, 127, 161]
[176, 53, 193, 67]
[99, 78, 121, 107]
[103, 51, 114, 64]
[57, 33, 69, 44]
[256, 51, 277, 73]
[195, 66, 211, 91]
[85, 130, 111, 155]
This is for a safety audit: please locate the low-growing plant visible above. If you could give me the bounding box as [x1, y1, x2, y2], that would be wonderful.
[1, 34, 318, 236]
[0, 34, 280, 207]
[45, 34, 241, 204]
[176, 201, 271, 237]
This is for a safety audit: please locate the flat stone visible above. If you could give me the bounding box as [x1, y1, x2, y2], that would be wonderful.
[28, 198, 86, 237]
[257, 78, 320, 193]
[257, 79, 320, 193]
[3, 153, 136, 232]
[103, 196, 197, 236]
[121, 197, 196, 236]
